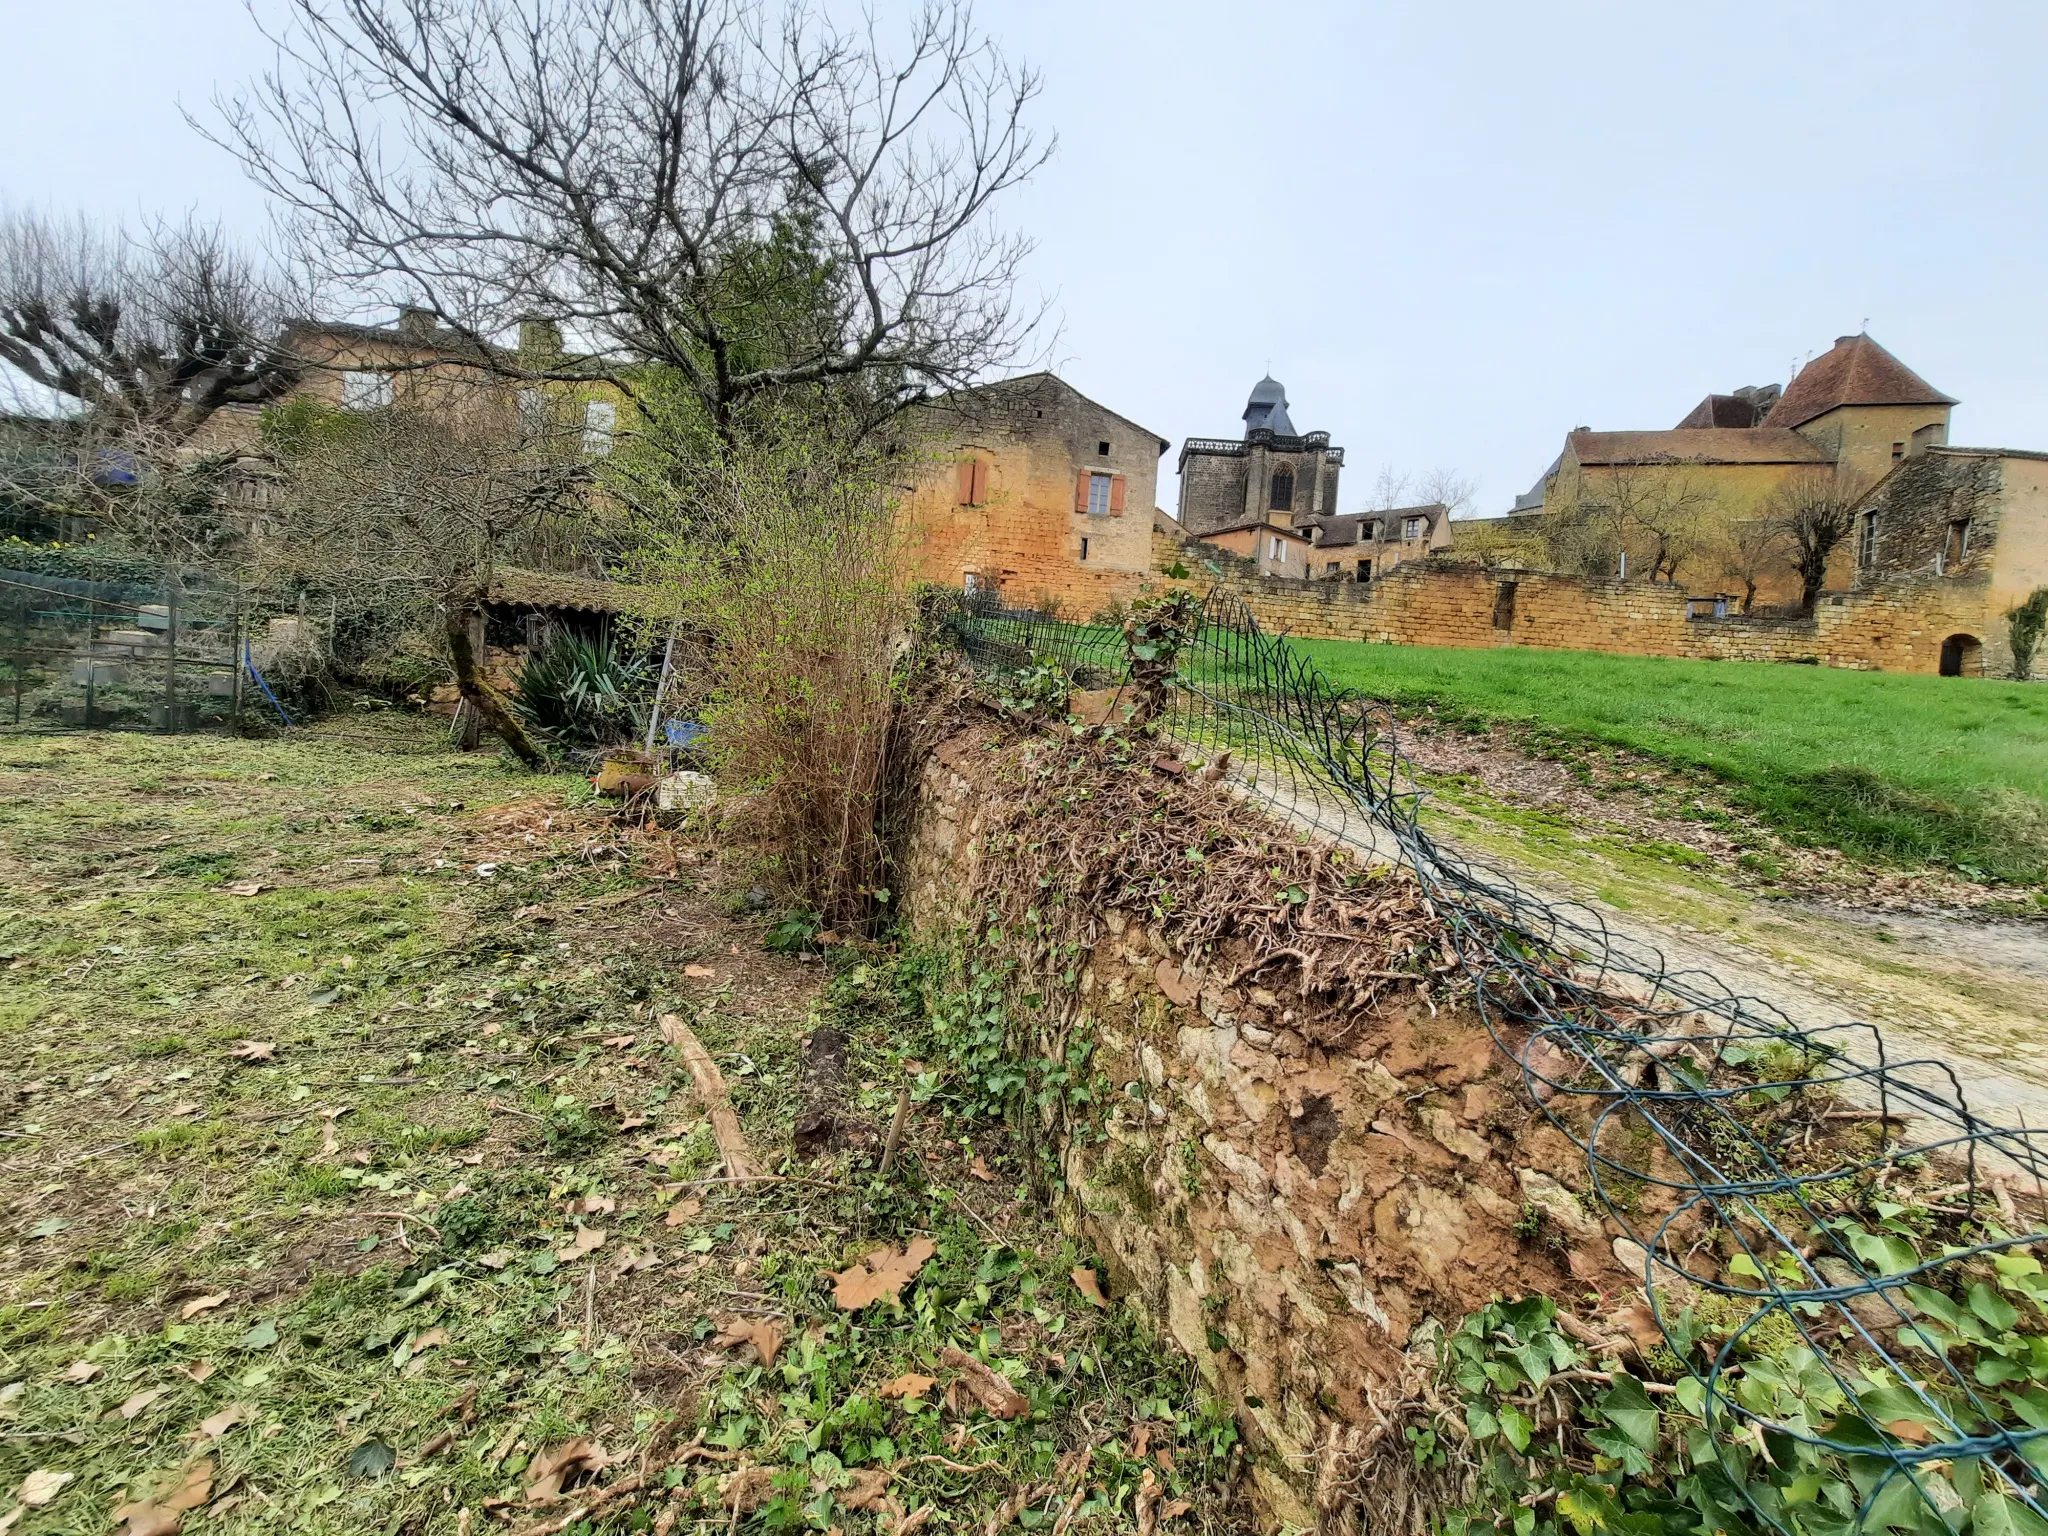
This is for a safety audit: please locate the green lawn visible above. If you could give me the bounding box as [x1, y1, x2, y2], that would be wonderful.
[1294, 640, 2048, 885]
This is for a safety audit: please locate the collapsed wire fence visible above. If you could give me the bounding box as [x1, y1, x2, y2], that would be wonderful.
[948, 585, 2048, 1535]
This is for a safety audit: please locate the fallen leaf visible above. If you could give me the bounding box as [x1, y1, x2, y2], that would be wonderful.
[1162, 1499, 1194, 1520]
[180, 1361, 215, 1384]
[226, 881, 270, 897]
[61, 1359, 102, 1383]
[683, 964, 717, 979]
[878, 1372, 936, 1401]
[614, 1249, 661, 1276]
[117, 1387, 168, 1420]
[714, 1317, 785, 1369]
[602, 1035, 635, 1049]
[180, 1292, 230, 1320]
[475, 1249, 513, 1271]
[27, 1215, 70, 1239]
[1071, 1267, 1106, 1308]
[830, 1237, 938, 1310]
[664, 1198, 702, 1228]
[18, 1469, 71, 1506]
[196, 1403, 253, 1440]
[841, 1466, 892, 1511]
[617, 1113, 648, 1131]
[457, 1151, 486, 1166]
[112, 1457, 213, 1536]
[349, 1439, 397, 1480]
[968, 1154, 994, 1183]
[228, 1040, 276, 1063]
[526, 1438, 607, 1505]
[566, 1195, 616, 1217]
[720, 1466, 775, 1514]
[240, 1318, 279, 1350]
[411, 1327, 450, 1352]
[939, 1346, 1028, 1420]
[555, 1225, 607, 1261]
[167, 1103, 200, 1118]
[1135, 1468, 1161, 1536]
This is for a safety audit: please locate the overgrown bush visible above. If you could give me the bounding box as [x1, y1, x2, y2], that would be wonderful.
[2010, 587, 2048, 682]
[510, 633, 649, 747]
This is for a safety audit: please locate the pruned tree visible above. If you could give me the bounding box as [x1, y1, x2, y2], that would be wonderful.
[1605, 459, 1716, 583]
[1765, 467, 1877, 614]
[1715, 517, 1791, 613]
[209, 0, 1051, 449]
[258, 387, 596, 765]
[0, 210, 300, 450]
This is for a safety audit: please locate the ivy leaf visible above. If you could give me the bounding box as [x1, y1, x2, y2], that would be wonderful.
[240, 1318, 279, 1350]
[1497, 1405, 1533, 1453]
[349, 1439, 397, 1480]
[1597, 1375, 1662, 1455]
[1971, 1282, 2021, 1333]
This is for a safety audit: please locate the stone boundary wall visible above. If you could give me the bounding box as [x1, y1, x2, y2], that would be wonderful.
[899, 722, 1651, 1527]
[1151, 523, 2017, 674]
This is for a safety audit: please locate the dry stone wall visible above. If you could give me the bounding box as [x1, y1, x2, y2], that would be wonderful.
[899, 720, 1663, 1528]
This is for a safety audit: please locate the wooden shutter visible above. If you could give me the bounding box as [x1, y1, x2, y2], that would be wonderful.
[971, 458, 989, 505]
[1108, 475, 1127, 515]
[1075, 470, 1091, 512]
[957, 459, 975, 505]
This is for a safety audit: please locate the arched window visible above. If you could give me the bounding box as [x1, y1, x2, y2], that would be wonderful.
[1269, 469, 1294, 511]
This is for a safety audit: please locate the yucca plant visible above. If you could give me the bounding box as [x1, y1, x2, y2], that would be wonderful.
[511, 633, 650, 746]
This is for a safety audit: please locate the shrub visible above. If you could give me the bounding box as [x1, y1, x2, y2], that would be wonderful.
[511, 633, 649, 747]
[2009, 586, 2048, 681]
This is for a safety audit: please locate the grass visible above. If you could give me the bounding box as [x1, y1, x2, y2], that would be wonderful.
[0, 720, 1244, 1536]
[1295, 640, 2048, 885]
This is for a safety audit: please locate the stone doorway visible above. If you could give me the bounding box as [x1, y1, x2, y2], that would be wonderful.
[1938, 633, 1982, 676]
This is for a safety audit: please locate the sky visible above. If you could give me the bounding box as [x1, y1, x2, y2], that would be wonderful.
[4, 1, 2046, 516]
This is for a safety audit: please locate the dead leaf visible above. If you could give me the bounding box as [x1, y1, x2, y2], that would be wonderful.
[168, 1102, 200, 1117]
[525, 1438, 607, 1505]
[196, 1403, 252, 1440]
[475, 1250, 513, 1271]
[18, 1469, 71, 1506]
[683, 964, 717, 979]
[878, 1372, 936, 1401]
[968, 1155, 994, 1183]
[1162, 1499, 1193, 1520]
[1070, 1267, 1106, 1308]
[714, 1317, 785, 1369]
[228, 1040, 276, 1063]
[180, 1361, 215, 1384]
[618, 1113, 649, 1131]
[664, 1198, 702, 1228]
[566, 1194, 616, 1217]
[111, 1457, 213, 1536]
[225, 881, 270, 897]
[841, 1467, 892, 1511]
[602, 1035, 635, 1049]
[830, 1237, 938, 1310]
[614, 1249, 661, 1276]
[412, 1327, 450, 1352]
[1135, 1468, 1161, 1536]
[555, 1225, 607, 1261]
[61, 1359, 102, 1383]
[180, 1292, 230, 1320]
[116, 1386, 168, 1420]
[939, 1346, 1028, 1420]
[1886, 1418, 1933, 1445]
[457, 1151, 486, 1166]
[720, 1466, 775, 1514]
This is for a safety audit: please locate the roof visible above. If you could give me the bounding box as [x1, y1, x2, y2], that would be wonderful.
[1195, 520, 1313, 542]
[488, 568, 649, 614]
[1298, 504, 1446, 547]
[942, 372, 1170, 455]
[1764, 333, 1955, 430]
[1675, 394, 1763, 429]
[1568, 427, 1832, 466]
[1242, 376, 1297, 436]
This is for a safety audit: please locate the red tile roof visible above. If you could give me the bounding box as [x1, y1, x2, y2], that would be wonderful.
[1763, 334, 1955, 430]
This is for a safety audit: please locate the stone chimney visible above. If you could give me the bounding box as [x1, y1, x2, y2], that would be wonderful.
[518, 317, 564, 359]
[396, 306, 437, 340]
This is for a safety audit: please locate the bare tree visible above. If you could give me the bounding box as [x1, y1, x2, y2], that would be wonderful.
[0, 210, 299, 448]
[209, 0, 1050, 448]
[1715, 517, 1791, 613]
[259, 387, 595, 765]
[1606, 459, 1717, 583]
[1765, 467, 1876, 614]
[1363, 465, 1474, 516]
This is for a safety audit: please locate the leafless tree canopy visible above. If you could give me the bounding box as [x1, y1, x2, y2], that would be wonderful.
[211, 0, 1051, 438]
[0, 211, 299, 446]
[1766, 467, 1877, 613]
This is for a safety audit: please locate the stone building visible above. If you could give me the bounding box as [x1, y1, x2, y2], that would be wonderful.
[1297, 503, 1454, 583]
[1177, 377, 1346, 539]
[896, 372, 1170, 613]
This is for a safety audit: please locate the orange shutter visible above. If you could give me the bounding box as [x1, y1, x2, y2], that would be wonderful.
[956, 459, 975, 505]
[1075, 470, 1091, 512]
[1108, 474, 1126, 515]
[971, 458, 989, 505]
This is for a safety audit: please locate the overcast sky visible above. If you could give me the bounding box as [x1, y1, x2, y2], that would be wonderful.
[5, 1, 2044, 515]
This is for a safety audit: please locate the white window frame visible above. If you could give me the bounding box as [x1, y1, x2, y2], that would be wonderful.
[341, 370, 393, 410]
[582, 398, 617, 455]
[1269, 536, 1287, 562]
[1404, 516, 1424, 541]
[1859, 510, 1880, 567]
[1086, 472, 1112, 517]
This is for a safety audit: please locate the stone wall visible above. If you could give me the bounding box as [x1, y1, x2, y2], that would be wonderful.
[898, 721, 1645, 1527]
[1151, 522, 2025, 675]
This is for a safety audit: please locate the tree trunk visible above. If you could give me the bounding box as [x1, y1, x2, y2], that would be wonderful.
[443, 596, 548, 768]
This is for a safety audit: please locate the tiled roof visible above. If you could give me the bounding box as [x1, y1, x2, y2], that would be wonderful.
[488, 568, 649, 614]
[1764, 334, 1955, 430]
[1568, 428, 1832, 466]
[1298, 504, 1444, 547]
[1674, 394, 1763, 429]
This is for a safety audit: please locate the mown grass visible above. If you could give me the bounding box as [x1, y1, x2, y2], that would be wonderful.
[1295, 640, 2048, 885]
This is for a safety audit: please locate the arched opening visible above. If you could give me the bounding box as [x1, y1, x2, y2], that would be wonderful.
[1938, 633, 1981, 677]
[1269, 468, 1294, 511]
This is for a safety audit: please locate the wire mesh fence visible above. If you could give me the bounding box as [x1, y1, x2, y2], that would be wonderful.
[948, 585, 2048, 1535]
[0, 566, 320, 734]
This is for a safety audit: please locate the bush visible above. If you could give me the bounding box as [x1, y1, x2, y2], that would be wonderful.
[511, 633, 649, 747]
[2010, 586, 2048, 681]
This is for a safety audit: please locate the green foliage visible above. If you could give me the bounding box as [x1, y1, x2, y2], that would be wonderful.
[995, 658, 1073, 718]
[1298, 639, 2048, 885]
[0, 535, 163, 586]
[763, 909, 825, 955]
[510, 633, 650, 748]
[2009, 588, 2048, 683]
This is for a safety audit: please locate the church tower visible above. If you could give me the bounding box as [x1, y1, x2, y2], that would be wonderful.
[1176, 377, 1345, 537]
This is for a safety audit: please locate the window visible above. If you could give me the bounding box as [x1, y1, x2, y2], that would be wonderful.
[1357, 558, 1373, 582]
[1940, 518, 1971, 574]
[1403, 516, 1424, 541]
[517, 389, 552, 440]
[1097, 440, 1110, 457]
[1492, 582, 1518, 631]
[1269, 536, 1287, 563]
[1325, 561, 1340, 575]
[1269, 469, 1294, 512]
[1892, 441, 1905, 461]
[582, 399, 617, 455]
[957, 457, 989, 506]
[962, 572, 981, 595]
[1859, 510, 1880, 567]
[1086, 472, 1112, 516]
[1365, 521, 1381, 542]
[1079, 537, 1090, 561]
[341, 370, 392, 410]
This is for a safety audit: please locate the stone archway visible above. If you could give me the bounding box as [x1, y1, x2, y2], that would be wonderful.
[1938, 633, 1982, 677]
